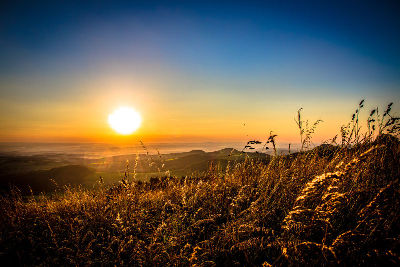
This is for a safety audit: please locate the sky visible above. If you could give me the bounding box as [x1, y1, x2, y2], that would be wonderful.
[0, 0, 399, 144]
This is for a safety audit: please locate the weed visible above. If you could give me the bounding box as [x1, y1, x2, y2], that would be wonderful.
[295, 108, 323, 151]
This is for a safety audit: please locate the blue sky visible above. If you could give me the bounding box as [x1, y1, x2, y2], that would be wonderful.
[0, 1, 399, 142]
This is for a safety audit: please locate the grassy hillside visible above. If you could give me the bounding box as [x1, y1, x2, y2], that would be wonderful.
[0, 134, 399, 266]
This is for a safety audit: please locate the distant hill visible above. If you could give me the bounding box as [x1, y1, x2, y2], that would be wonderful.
[0, 165, 94, 194]
[91, 148, 268, 175]
[0, 148, 267, 193]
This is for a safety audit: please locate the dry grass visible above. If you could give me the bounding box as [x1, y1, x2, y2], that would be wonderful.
[0, 134, 399, 266]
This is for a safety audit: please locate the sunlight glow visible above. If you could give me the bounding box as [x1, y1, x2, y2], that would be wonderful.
[108, 106, 142, 135]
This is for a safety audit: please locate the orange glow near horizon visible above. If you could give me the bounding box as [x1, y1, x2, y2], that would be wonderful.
[0, 73, 398, 145]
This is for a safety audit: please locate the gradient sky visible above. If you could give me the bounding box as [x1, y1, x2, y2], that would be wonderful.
[0, 0, 399, 144]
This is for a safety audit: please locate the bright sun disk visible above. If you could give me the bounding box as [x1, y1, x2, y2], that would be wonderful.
[108, 106, 142, 135]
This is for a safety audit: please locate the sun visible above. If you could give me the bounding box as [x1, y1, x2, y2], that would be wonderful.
[108, 106, 142, 135]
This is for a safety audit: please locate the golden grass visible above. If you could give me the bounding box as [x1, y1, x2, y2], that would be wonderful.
[0, 134, 398, 266]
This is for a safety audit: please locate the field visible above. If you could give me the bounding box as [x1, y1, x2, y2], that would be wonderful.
[0, 132, 399, 265]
